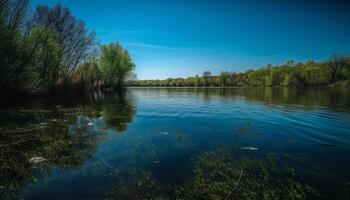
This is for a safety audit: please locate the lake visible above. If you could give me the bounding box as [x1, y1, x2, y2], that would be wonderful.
[1, 88, 350, 199]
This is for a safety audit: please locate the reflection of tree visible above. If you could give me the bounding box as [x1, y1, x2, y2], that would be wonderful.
[0, 91, 136, 199]
[240, 87, 350, 111]
[101, 92, 136, 132]
[132, 87, 350, 113]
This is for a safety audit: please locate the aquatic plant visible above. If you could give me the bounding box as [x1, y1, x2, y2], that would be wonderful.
[175, 148, 316, 200]
[104, 146, 318, 200]
[0, 93, 137, 199]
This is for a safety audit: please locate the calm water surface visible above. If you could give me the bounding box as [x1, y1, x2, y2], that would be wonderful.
[1, 88, 350, 199]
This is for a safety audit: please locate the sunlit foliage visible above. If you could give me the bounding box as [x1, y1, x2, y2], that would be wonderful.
[131, 57, 350, 88]
[99, 42, 135, 89]
[0, 0, 135, 94]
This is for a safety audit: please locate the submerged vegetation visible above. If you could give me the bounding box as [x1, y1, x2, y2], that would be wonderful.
[0, 0, 135, 95]
[131, 57, 350, 88]
[175, 148, 315, 200]
[0, 92, 136, 199]
[1, 88, 350, 199]
[105, 147, 350, 200]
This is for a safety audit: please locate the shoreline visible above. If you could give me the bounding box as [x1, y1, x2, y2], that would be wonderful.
[1, 84, 348, 103]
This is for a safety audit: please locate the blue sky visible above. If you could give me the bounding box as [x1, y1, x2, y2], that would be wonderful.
[31, 0, 350, 79]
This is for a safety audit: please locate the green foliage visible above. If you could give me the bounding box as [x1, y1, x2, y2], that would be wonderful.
[27, 26, 61, 88]
[0, 1, 138, 93]
[1, 0, 348, 92]
[74, 59, 101, 90]
[99, 42, 135, 88]
[0, 1, 109, 93]
[203, 71, 212, 86]
[265, 75, 273, 87]
[329, 80, 350, 88]
[131, 57, 350, 88]
[283, 74, 291, 87]
[0, 21, 23, 87]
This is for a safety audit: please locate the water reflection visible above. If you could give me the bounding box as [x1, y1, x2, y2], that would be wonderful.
[132, 87, 350, 112]
[102, 92, 136, 131]
[0, 88, 349, 199]
[0, 91, 136, 199]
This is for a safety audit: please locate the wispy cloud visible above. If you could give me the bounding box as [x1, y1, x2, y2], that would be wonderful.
[129, 50, 175, 59]
[124, 42, 178, 50]
[96, 30, 143, 39]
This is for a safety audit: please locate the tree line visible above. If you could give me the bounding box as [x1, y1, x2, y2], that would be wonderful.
[0, 0, 135, 94]
[130, 56, 350, 88]
[1, 0, 349, 93]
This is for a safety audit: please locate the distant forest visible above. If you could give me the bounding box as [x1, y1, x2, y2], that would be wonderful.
[131, 56, 350, 88]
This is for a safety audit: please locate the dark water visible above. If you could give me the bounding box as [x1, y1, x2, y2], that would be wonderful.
[1, 88, 350, 199]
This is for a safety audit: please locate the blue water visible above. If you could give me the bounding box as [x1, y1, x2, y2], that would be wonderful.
[1, 88, 350, 199]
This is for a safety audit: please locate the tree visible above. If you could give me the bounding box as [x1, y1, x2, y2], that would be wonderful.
[0, 0, 30, 90]
[202, 71, 212, 86]
[75, 58, 101, 89]
[1, 0, 29, 28]
[29, 4, 96, 79]
[0, 2, 99, 92]
[219, 71, 231, 86]
[282, 74, 290, 87]
[28, 26, 61, 88]
[265, 66, 273, 87]
[99, 42, 135, 89]
[265, 75, 273, 87]
[326, 55, 348, 83]
[0, 20, 22, 88]
[194, 75, 200, 87]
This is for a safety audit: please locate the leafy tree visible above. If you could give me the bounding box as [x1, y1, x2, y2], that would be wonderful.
[194, 75, 200, 87]
[0, 0, 30, 90]
[0, 21, 22, 88]
[0, 1, 100, 93]
[326, 55, 348, 83]
[28, 26, 61, 88]
[99, 42, 135, 89]
[30, 4, 96, 80]
[219, 71, 231, 86]
[265, 74, 273, 87]
[283, 74, 291, 87]
[203, 71, 212, 86]
[75, 59, 101, 89]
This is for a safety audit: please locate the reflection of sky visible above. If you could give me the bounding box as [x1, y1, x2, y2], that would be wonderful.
[19, 88, 350, 199]
[30, 0, 350, 79]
